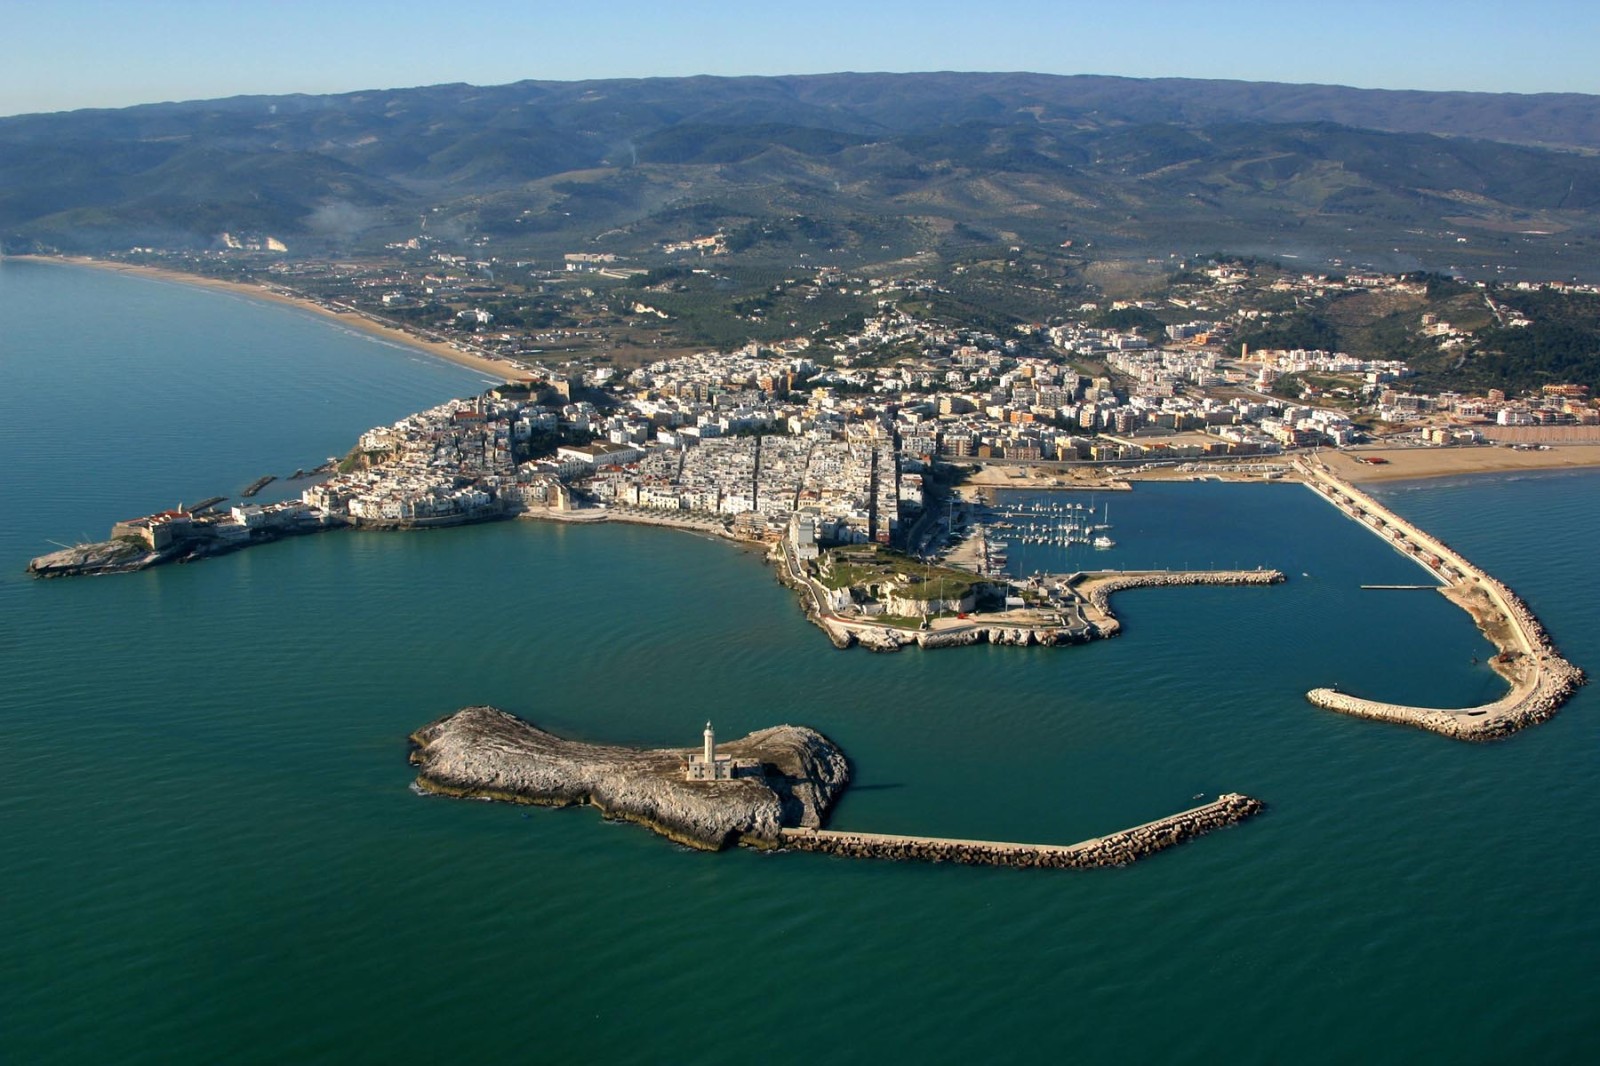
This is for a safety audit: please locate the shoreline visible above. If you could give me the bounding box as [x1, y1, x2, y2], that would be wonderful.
[1316, 443, 1600, 484]
[9, 255, 525, 383]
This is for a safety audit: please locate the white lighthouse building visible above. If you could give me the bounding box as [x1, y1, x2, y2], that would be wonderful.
[684, 721, 738, 781]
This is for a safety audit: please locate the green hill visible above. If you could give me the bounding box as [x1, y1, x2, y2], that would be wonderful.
[5, 72, 1600, 280]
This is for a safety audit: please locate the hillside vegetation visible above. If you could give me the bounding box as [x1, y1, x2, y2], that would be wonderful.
[4, 73, 1600, 281]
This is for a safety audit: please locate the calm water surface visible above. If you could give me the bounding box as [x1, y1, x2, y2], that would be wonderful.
[2, 260, 1597, 1063]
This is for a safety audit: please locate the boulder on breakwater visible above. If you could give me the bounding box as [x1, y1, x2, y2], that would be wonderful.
[409, 706, 850, 850]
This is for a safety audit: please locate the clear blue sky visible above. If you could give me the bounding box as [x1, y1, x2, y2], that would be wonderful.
[5, 0, 1597, 116]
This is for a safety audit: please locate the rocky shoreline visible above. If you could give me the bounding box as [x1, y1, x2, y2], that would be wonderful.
[817, 617, 1094, 652]
[26, 539, 164, 577]
[409, 706, 850, 850]
[789, 565, 1286, 651]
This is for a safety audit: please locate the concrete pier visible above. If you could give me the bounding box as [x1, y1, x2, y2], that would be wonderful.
[777, 793, 1265, 869]
[1295, 456, 1585, 739]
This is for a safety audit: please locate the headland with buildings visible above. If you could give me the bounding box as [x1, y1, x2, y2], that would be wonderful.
[24, 255, 1592, 737]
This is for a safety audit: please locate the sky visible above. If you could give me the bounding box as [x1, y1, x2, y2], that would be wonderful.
[4, 0, 1598, 116]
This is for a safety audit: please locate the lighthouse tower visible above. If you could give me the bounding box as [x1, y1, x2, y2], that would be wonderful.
[685, 720, 737, 781]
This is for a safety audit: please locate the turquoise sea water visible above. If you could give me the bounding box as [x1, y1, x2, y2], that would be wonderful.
[3, 259, 1597, 1063]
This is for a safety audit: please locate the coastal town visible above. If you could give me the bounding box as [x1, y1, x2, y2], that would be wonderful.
[25, 253, 1594, 735]
[34, 253, 1600, 551]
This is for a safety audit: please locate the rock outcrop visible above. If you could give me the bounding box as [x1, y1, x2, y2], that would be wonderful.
[27, 539, 161, 577]
[409, 706, 850, 850]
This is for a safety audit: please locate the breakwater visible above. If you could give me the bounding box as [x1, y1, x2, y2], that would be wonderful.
[1296, 457, 1585, 739]
[1305, 668, 1585, 739]
[1071, 568, 1286, 638]
[778, 793, 1265, 869]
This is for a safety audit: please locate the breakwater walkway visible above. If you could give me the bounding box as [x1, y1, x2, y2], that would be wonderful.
[1295, 457, 1584, 739]
[777, 793, 1265, 869]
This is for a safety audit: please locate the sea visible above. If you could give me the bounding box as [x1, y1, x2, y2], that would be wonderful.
[2, 258, 1597, 1064]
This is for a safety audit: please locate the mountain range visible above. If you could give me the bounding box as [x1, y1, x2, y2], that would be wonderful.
[5, 72, 1600, 278]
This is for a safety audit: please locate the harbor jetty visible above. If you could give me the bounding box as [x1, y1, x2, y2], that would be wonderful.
[412, 707, 1266, 866]
[1069, 568, 1286, 639]
[1295, 456, 1585, 739]
[779, 793, 1265, 869]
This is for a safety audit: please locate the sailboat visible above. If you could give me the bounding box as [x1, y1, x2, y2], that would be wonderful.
[1091, 502, 1115, 549]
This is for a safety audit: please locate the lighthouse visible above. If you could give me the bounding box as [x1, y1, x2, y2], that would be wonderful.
[685, 720, 740, 781]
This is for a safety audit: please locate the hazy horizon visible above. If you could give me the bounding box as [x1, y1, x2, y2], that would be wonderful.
[7, 0, 1599, 117]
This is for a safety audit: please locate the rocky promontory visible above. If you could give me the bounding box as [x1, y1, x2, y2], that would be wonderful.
[27, 539, 162, 577]
[409, 706, 850, 850]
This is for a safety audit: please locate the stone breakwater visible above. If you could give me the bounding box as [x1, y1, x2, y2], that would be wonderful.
[1075, 569, 1286, 638]
[778, 793, 1265, 869]
[409, 706, 849, 850]
[1296, 458, 1586, 739]
[1306, 661, 1586, 739]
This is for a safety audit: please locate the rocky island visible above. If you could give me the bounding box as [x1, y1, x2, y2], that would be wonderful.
[409, 706, 850, 850]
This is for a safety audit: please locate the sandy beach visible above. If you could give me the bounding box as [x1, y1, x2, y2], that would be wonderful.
[12, 255, 530, 382]
[973, 446, 1600, 488]
[1317, 444, 1600, 483]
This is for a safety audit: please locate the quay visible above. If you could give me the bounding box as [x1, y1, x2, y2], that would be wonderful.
[777, 793, 1265, 869]
[1295, 456, 1585, 739]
